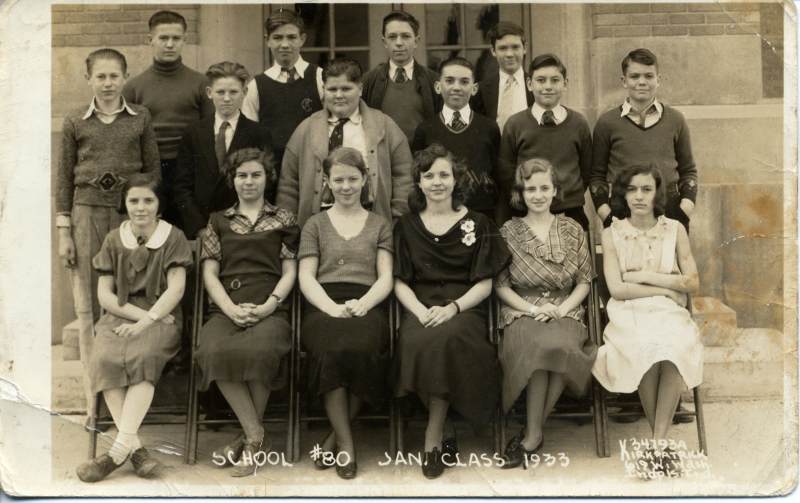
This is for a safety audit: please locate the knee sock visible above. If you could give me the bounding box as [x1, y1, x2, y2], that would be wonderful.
[109, 430, 139, 464]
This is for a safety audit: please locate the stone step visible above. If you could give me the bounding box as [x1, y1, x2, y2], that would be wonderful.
[62, 319, 80, 361]
[691, 296, 738, 347]
[687, 328, 784, 402]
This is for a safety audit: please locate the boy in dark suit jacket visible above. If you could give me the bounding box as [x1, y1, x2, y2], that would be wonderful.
[174, 61, 272, 239]
[472, 21, 534, 133]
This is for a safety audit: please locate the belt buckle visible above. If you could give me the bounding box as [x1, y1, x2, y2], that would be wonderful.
[230, 278, 242, 291]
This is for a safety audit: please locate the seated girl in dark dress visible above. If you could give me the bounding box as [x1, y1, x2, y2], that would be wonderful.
[77, 173, 192, 483]
[194, 148, 299, 477]
[298, 147, 394, 479]
[393, 143, 510, 479]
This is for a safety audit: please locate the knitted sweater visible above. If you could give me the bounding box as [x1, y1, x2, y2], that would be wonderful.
[589, 103, 698, 207]
[411, 112, 501, 213]
[498, 107, 592, 212]
[56, 103, 160, 213]
[123, 58, 213, 160]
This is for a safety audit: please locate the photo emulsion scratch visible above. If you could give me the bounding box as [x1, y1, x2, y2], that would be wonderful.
[0, 0, 796, 497]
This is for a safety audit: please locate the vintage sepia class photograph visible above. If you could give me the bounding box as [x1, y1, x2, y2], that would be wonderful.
[0, 0, 796, 497]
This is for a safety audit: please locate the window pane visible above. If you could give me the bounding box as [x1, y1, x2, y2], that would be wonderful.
[296, 3, 330, 48]
[299, 50, 328, 67]
[425, 4, 461, 46]
[334, 4, 369, 47]
[465, 4, 497, 47]
[302, 50, 370, 76]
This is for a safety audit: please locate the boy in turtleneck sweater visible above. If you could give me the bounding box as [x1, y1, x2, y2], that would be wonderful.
[123, 10, 213, 227]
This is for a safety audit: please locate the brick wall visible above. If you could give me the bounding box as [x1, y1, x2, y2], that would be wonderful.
[52, 4, 200, 47]
[592, 3, 761, 38]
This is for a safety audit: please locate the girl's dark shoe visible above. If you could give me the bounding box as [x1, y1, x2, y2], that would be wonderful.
[500, 430, 543, 469]
[231, 440, 262, 477]
[336, 460, 358, 479]
[130, 448, 163, 478]
[76, 453, 127, 483]
[314, 447, 338, 470]
[422, 448, 445, 479]
[212, 433, 245, 467]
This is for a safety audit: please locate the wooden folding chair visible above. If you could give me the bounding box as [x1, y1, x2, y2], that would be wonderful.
[87, 240, 200, 459]
[183, 239, 295, 464]
[494, 231, 608, 458]
[394, 296, 501, 455]
[290, 289, 396, 462]
[591, 235, 708, 457]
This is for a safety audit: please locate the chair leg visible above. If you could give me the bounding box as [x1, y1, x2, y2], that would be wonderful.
[592, 379, 609, 457]
[185, 367, 200, 465]
[389, 398, 398, 456]
[87, 393, 100, 459]
[597, 383, 610, 458]
[693, 386, 708, 455]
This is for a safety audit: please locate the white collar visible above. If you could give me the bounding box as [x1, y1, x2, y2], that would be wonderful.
[442, 104, 472, 124]
[499, 67, 525, 86]
[389, 59, 415, 80]
[328, 106, 362, 126]
[267, 55, 309, 79]
[214, 110, 240, 131]
[531, 102, 567, 125]
[119, 219, 172, 250]
[621, 98, 662, 117]
[83, 96, 137, 120]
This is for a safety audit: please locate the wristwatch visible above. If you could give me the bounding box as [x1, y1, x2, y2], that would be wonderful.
[270, 293, 284, 305]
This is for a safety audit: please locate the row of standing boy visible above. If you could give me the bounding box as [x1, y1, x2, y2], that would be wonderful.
[56, 7, 699, 482]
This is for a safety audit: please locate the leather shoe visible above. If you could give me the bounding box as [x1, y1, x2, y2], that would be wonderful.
[314, 447, 338, 470]
[130, 448, 163, 478]
[442, 436, 458, 458]
[612, 404, 643, 423]
[336, 460, 358, 480]
[76, 453, 127, 483]
[500, 430, 543, 470]
[673, 404, 695, 424]
[422, 448, 445, 479]
[212, 433, 245, 467]
[230, 440, 262, 477]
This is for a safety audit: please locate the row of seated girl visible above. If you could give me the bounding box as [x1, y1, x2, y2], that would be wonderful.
[75, 143, 702, 483]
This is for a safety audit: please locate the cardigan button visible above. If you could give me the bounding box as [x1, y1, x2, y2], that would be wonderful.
[337, 258, 345, 265]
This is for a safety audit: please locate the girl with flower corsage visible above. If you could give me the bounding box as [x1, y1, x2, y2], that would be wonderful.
[592, 165, 702, 478]
[494, 158, 597, 469]
[393, 143, 511, 479]
[76, 173, 192, 483]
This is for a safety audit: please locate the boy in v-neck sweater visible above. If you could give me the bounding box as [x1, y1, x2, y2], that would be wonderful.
[498, 53, 592, 229]
[411, 57, 501, 221]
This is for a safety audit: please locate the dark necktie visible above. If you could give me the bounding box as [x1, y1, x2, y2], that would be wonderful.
[450, 110, 466, 132]
[282, 66, 296, 83]
[328, 117, 348, 152]
[541, 110, 556, 127]
[395, 67, 407, 84]
[215, 121, 230, 170]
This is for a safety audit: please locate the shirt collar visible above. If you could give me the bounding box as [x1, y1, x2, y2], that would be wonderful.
[621, 97, 662, 118]
[214, 111, 240, 132]
[268, 55, 309, 79]
[327, 106, 362, 126]
[119, 219, 172, 250]
[442, 103, 472, 124]
[82, 96, 137, 120]
[223, 202, 278, 218]
[499, 67, 525, 87]
[531, 102, 567, 125]
[389, 59, 415, 81]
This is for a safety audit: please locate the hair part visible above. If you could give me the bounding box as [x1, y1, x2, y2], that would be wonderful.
[265, 8, 305, 35]
[609, 164, 666, 219]
[382, 11, 420, 36]
[223, 147, 277, 194]
[488, 21, 525, 49]
[205, 61, 250, 87]
[621, 48, 658, 75]
[85, 48, 128, 75]
[322, 147, 371, 208]
[408, 143, 472, 213]
[323, 58, 363, 83]
[148, 10, 187, 32]
[439, 56, 475, 77]
[118, 173, 164, 215]
[529, 53, 567, 80]
[509, 158, 561, 211]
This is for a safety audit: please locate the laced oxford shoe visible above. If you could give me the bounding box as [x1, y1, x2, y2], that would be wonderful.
[76, 453, 127, 483]
[130, 447, 163, 478]
[422, 447, 445, 479]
